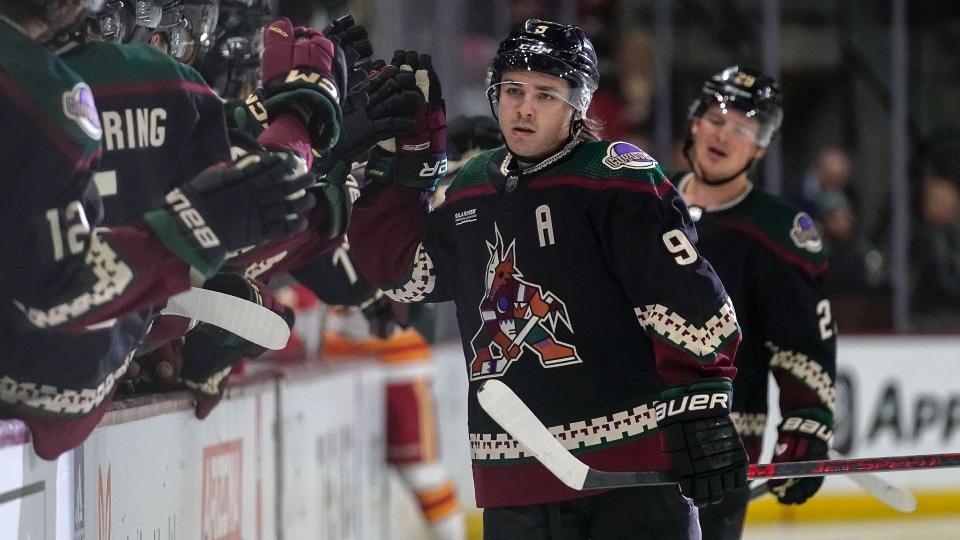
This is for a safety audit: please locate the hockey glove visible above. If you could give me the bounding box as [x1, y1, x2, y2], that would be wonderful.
[322, 14, 373, 70]
[143, 153, 315, 279]
[366, 50, 447, 191]
[180, 273, 295, 419]
[308, 159, 361, 239]
[656, 378, 748, 507]
[767, 409, 833, 504]
[260, 17, 344, 152]
[325, 61, 422, 163]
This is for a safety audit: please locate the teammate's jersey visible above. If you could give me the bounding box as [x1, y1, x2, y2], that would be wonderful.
[0, 22, 191, 433]
[348, 140, 741, 507]
[60, 41, 230, 225]
[674, 172, 837, 463]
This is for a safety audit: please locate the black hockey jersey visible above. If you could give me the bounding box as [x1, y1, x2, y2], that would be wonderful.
[0, 22, 192, 456]
[61, 41, 231, 225]
[675, 172, 837, 463]
[348, 140, 741, 507]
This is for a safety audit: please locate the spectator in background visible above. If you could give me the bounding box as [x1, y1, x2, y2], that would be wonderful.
[911, 174, 960, 331]
[819, 192, 891, 332]
[793, 146, 856, 218]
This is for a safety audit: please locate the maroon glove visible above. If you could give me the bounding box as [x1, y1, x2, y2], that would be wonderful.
[366, 51, 447, 191]
[260, 18, 344, 154]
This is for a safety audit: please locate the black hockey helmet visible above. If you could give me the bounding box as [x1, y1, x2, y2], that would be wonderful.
[485, 19, 599, 118]
[194, 0, 272, 98]
[688, 65, 783, 147]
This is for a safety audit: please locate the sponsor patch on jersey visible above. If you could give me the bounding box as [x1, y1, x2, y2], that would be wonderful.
[789, 212, 823, 253]
[601, 141, 657, 170]
[455, 208, 477, 226]
[62, 83, 102, 140]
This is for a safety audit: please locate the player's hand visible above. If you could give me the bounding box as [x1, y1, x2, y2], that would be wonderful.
[768, 410, 833, 504]
[260, 17, 345, 152]
[180, 274, 296, 419]
[143, 153, 315, 278]
[366, 50, 447, 191]
[322, 14, 373, 70]
[327, 60, 422, 163]
[656, 378, 748, 507]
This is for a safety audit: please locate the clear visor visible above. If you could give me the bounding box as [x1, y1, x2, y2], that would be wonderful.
[699, 93, 781, 147]
[486, 80, 588, 116]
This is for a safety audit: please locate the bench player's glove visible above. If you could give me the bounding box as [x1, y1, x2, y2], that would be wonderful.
[768, 409, 833, 504]
[142, 153, 315, 279]
[366, 50, 447, 191]
[260, 17, 344, 152]
[180, 273, 295, 419]
[656, 378, 748, 507]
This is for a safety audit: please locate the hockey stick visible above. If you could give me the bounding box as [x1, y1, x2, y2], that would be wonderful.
[748, 454, 917, 512]
[477, 380, 960, 491]
[160, 287, 290, 350]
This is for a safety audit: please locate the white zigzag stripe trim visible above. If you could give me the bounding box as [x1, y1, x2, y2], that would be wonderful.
[384, 243, 436, 303]
[635, 298, 738, 357]
[0, 347, 135, 415]
[767, 341, 836, 413]
[470, 401, 658, 461]
[182, 365, 233, 396]
[730, 411, 768, 438]
[14, 230, 134, 328]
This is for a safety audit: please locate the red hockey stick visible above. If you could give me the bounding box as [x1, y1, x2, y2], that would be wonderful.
[478, 380, 960, 491]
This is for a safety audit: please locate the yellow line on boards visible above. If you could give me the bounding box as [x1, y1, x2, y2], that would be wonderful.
[746, 491, 960, 524]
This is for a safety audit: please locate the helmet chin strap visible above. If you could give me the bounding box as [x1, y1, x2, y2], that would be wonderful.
[683, 136, 755, 187]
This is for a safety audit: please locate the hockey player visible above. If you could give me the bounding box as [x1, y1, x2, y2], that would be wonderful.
[0, 0, 314, 458]
[346, 20, 746, 538]
[674, 66, 837, 540]
[68, 2, 355, 416]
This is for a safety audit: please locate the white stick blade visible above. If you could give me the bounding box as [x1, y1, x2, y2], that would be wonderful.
[828, 450, 917, 512]
[161, 287, 290, 350]
[477, 379, 589, 490]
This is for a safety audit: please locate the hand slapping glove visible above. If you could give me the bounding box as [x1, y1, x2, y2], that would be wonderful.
[364, 50, 447, 191]
[258, 17, 346, 159]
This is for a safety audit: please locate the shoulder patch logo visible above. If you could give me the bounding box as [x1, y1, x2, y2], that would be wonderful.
[62, 83, 102, 140]
[601, 141, 657, 170]
[468, 225, 581, 380]
[790, 212, 823, 253]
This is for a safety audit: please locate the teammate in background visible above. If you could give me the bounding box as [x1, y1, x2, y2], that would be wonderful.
[296, 117, 504, 540]
[673, 66, 837, 539]
[346, 20, 746, 538]
[0, 0, 314, 459]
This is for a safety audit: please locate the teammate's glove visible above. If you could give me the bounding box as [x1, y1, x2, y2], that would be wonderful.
[322, 14, 373, 69]
[308, 160, 361, 239]
[365, 50, 447, 191]
[359, 291, 411, 339]
[260, 17, 344, 152]
[142, 153, 315, 279]
[180, 273, 295, 419]
[656, 378, 748, 507]
[767, 409, 833, 504]
[324, 61, 422, 163]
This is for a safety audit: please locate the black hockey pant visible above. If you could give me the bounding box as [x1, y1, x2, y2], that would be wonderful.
[695, 485, 750, 540]
[482, 485, 701, 539]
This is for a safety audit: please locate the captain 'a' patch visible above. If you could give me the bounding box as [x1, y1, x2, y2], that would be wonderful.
[468, 225, 581, 380]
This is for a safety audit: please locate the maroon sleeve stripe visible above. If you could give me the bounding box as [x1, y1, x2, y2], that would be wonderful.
[716, 221, 829, 276]
[0, 72, 99, 170]
[91, 79, 218, 99]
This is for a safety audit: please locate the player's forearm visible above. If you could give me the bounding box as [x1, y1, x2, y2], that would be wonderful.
[347, 182, 431, 287]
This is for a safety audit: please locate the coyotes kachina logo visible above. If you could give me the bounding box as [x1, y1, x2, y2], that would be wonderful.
[469, 225, 581, 379]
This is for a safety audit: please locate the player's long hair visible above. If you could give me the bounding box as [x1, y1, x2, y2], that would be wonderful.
[578, 116, 604, 142]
